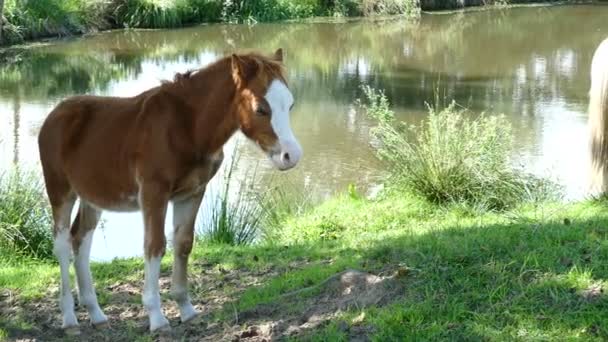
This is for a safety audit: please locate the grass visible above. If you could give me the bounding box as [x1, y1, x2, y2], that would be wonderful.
[2, 193, 608, 340]
[198, 147, 264, 245]
[359, 85, 561, 211]
[0, 169, 53, 262]
[0, 0, 420, 46]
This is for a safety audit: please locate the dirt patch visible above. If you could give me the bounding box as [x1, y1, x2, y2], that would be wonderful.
[0, 266, 406, 341]
[226, 269, 405, 341]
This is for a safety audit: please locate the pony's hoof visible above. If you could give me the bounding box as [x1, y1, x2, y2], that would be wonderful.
[150, 321, 171, 333]
[181, 312, 200, 324]
[93, 320, 110, 329]
[64, 325, 81, 336]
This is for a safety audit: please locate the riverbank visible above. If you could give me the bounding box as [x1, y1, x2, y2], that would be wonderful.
[0, 0, 414, 46]
[2, 193, 608, 340]
[0, 0, 588, 47]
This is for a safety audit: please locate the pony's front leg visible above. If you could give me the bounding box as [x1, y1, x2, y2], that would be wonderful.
[139, 183, 170, 332]
[171, 191, 204, 323]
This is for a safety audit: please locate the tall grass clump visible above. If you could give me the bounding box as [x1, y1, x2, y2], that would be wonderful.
[198, 148, 263, 246]
[256, 177, 318, 242]
[0, 169, 53, 261]
[359, 85, 560, 211]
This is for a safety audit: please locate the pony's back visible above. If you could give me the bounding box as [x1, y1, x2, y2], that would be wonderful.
[589, 37, 608, 194]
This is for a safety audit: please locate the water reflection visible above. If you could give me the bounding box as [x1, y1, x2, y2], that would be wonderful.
[1, 5, 607, 260]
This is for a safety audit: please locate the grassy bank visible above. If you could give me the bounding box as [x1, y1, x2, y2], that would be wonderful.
[0, 0, 418, 46]
[2, 193, 608, 340]
[2, 88, 604, 340]
[1, 0, 582, 47]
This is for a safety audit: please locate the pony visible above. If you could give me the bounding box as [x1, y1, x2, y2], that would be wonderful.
[589, 37, 608, 194]
[37, 48, 302, 334]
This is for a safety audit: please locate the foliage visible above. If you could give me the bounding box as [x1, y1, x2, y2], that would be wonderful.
[110, 0, 222, 28]
[0, 0, 421, 45]
[359, 85, 561, 211]
[2, 0, 109, 44]
[0, 169, 53, 261]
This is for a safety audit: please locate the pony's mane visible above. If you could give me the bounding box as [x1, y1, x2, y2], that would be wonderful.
[161, 52, 287, 89]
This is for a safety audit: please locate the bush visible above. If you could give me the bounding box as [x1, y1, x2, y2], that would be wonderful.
[0, 169, 54, 261]
[359, 85, 560, 211]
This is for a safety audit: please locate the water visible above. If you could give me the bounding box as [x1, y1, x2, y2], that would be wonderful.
[1, 4, 607, 261]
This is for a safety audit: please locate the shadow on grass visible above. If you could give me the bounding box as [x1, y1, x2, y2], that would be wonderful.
[3, 209, 608, 340]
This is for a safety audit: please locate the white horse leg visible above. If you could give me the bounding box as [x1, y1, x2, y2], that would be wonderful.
[171, 192, 204, 323]
[589, 37, 608, 194]
[52, 197, 78, 334]
[140, 183, 170, 332]
[73, 203, 107, 326]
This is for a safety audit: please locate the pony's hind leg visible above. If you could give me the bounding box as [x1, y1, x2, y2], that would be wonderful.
[139, 182, 171, 332]
[50, 193, 79, 334]
[71, 201, 107, 327]
[171, 191, 205, 323]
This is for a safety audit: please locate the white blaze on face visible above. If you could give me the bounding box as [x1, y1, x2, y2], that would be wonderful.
[265, 79, 302, 170]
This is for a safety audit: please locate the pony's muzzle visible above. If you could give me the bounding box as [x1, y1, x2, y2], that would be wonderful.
[269, 139, 302, 171]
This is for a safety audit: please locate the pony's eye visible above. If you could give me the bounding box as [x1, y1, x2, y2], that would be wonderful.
[256, 107, 269, 116]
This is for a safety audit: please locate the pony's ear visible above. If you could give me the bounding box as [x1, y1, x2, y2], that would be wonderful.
[231, 54, 245, 89]
[273, 48, 283, 62]
[231, 54, 259, 89]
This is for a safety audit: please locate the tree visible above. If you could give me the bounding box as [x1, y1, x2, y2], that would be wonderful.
[0, 0, 4, 45]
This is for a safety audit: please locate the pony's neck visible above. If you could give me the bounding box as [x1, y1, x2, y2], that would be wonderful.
[172, 58, 241, 156]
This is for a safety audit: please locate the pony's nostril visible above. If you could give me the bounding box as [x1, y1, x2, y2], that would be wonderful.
[282, 152, 290, 162]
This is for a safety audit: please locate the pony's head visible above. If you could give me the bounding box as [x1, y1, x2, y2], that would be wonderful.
[231, 49, 302, 171]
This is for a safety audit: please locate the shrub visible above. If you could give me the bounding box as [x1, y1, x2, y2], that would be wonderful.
[359, 85, 560, 211]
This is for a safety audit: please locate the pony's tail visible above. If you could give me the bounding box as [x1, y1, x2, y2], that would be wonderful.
[589, 37, 608, 195]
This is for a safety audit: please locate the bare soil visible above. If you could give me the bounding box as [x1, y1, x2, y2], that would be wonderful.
[1, 264, 405, 342]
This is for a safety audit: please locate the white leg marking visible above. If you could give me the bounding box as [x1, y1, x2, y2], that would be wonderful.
[143, 256, 169, 331]
[172, 277, 197, 323]
[75, 229, 107, 326]
[171, 196, 201, 322]
[54, 229, 78, 329]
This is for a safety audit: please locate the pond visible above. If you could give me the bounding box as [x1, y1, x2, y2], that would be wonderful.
[1, 4, 607, 261]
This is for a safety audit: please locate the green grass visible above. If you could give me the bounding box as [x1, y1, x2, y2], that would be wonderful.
[3, 192, 608, 340]
[269, 194, 608, 340]
[0, 169, 53, 262]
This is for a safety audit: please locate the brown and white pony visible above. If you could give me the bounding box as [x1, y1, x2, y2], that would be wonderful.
[37, 48, 302, 334]
[589, 38, 608, 194]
